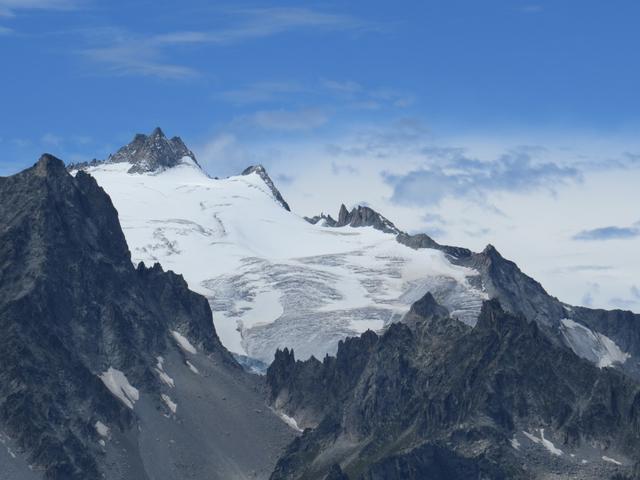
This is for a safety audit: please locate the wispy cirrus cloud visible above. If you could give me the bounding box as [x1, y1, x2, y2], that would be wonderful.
[521, 5, 543, 14]
[243, 108, 329, 131]
[572, 224, 640, 241]
[212, 78, 413, 115]
[0, 0, 80, 17]
[81, 8, 373, 79]
[81, 31, 199, 79]
[213, 81, 306, 105]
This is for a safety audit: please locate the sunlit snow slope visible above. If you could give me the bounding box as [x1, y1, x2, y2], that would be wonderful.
[80, 160, 486, 363]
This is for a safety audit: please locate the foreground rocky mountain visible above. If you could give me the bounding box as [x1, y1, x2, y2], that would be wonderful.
[267, 294, 640, 479]
[0, 155, 294, 479]
[70, 128, 640, 383]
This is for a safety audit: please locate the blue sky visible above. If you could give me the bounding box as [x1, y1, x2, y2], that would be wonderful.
[1, 0, 640, 168]
[1, 0, 640, 311]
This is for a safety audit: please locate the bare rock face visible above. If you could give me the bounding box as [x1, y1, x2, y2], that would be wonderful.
[0, 155, 294, 480]
[242, 164, 291, 211]
[68, 127, 199, 174]
[306, 204, 400, 234]
[267, 295, 640, 480]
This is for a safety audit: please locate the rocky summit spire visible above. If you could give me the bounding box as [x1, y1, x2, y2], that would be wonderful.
[108, 127, 199, 174]
[68, 128, 200, 174]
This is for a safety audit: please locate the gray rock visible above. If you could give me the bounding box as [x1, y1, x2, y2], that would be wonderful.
[242, 165, 291, 211]
[0, 155, 293, 479]
[68, 127, 199, 174]
[267, 295, 640, 479]
[306, 204, 399, 234]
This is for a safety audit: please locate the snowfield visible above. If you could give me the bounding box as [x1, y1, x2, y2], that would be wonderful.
[560, 318, 630, 368]
[79, 160, 487, 363]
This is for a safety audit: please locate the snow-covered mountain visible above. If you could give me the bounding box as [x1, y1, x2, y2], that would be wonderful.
[72, 128, 640, 379]
[71, 130, 486, 364]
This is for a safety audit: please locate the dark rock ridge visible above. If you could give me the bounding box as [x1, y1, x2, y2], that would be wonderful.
[68, 127, 199, 174]
[267, 295, 640, 479]
[0, 155, 293, 479]
[242, 164, 291, 211]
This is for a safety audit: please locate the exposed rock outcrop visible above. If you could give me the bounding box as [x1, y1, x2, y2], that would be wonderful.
[242, 164, 291, 211]
[68, 127, 199, 174]
[0, 155, 292, 480]
[267, 295, 640, 479]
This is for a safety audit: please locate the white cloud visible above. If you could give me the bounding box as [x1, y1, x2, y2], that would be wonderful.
[80, 8, 373, 79]
[521, 5, 543, 14]
[0, 0, 80, 17]
[243, 108, 329, 131]
[41, 132, 62, 146]
[321, 79, 362, 94]
[193, 133, 251, 177]
[213, 82, 305, 105]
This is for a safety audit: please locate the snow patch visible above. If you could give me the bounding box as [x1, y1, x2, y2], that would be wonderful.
[539, 429, 563, 456]
[510, 437, 521, 450]
[99, 368, 139, 409]
[186, 360, 200, 374]
[155, 356, 175, 387]
[602, 455, 622, 466]
[522, 429, 563, 456]
[171, 331, 197, 354]
[161, 394, 177, 414]
[560, 319, 630, 368]
[94, 421, 110, 438]
[274, 410, 303, 432]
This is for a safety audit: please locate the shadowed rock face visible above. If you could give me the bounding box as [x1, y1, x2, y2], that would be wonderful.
[68, 127, 199, 174]
[0, 155, 293, 479]
[267, 296, 640, 480]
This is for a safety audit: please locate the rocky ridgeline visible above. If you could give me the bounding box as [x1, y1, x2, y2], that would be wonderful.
[68, 127, 199, 174]
[0, 155, 288, 480]
[267, 294, 640, 480]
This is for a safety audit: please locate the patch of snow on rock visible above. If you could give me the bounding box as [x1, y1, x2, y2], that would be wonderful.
[275, 410, 303, 433]
[161, 394, 178, 414]
[186, 360, 200, 374]
[155, 356, 175, 387]
[602, 455, 623, 466]
[523, 429, 563, 456]
[539, 429, 563, 456]
[99, 367, 139, 409]
[171, 331, 197, 354]
[94, 421, 110, 438]
[560, 318, 630, 368]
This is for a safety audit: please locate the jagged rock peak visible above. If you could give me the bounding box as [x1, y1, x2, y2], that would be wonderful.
[241, 164, 291, 211]
[306, 204, 401, 235]
[408, 292, 450, 319]
[69, 127, 200, 174]
[34, 153, 67, 177]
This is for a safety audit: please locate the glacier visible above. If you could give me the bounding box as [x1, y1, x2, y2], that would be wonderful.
[76, 159, 487, 364]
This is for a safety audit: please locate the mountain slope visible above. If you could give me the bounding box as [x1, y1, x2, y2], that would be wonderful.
[72, 129, 487, 364]
[72, 129, 639, 380]
[267, 295, 640, 480]
[0, 155, 294, 479]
